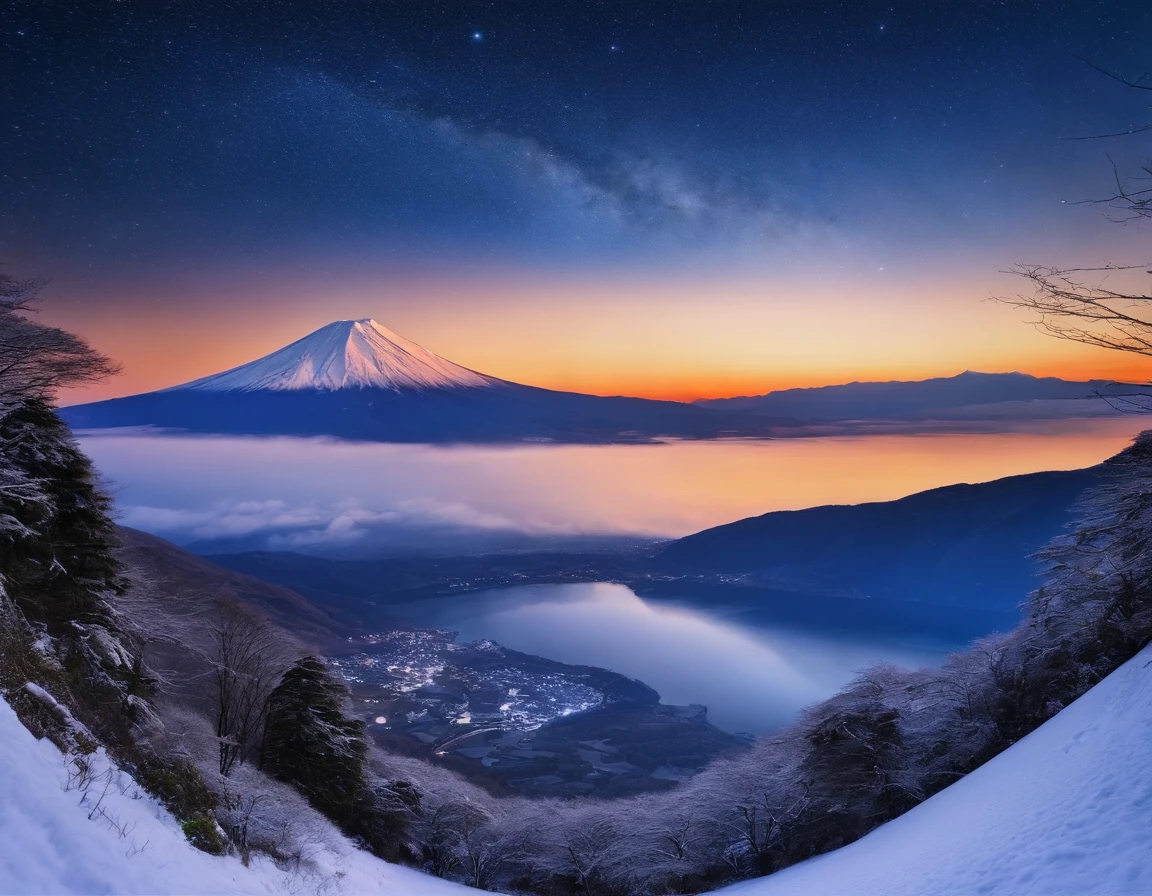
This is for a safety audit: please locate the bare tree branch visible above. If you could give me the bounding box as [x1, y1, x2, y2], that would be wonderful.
[210, 600, 287, 777]
[1072, 55, 1152, 92]
[0, 271, 121, 404]
[996, 264, 1152, 375]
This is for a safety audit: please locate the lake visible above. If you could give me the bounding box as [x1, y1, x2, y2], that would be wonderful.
[389, 582, 959, 734]
[77, 418, 1148, 732]
[78, 415, 1149, 553]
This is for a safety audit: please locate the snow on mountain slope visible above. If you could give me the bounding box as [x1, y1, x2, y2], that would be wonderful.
[722, 644, 1152, 896]
[171, 319, 497, 392]
[0, 696, 474, 895]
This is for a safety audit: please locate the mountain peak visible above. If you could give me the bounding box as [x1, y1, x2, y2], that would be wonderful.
[170, 318, 496, 393]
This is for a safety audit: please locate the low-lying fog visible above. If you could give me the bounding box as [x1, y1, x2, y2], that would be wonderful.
[78, 416, 1148, 555]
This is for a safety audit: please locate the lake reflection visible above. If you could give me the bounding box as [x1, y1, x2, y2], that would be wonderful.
[393, 582, 955, 734]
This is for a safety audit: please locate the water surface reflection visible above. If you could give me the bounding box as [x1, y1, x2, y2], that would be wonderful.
[395, 582, 955, 733]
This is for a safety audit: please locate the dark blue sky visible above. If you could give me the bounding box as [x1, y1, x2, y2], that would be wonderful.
[4, 1, 1152, 401]
[5, 0, 1150, 271]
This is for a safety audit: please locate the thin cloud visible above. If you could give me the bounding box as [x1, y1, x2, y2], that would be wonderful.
[119, 495, 583, 551]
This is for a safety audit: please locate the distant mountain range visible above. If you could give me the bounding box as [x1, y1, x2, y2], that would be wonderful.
[696, 370, 1151, 421]
[658, 467, 1101, 611]
[62, 319, 784, 443]
[61, 322, 1152, 443]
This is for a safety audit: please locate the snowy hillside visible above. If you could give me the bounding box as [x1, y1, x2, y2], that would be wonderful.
[722, 643, 1152, 896]
[0, 696, 473, 896]
[173, 319, 496, 392]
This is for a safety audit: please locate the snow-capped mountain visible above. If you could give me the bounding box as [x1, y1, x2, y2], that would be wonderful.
[62, 319, 783, 443]
[172, 319, 496, 393]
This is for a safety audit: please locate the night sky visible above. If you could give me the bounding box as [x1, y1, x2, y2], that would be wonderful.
[4, 1, 1152, 401]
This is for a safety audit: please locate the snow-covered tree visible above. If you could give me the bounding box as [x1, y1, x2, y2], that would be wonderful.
[260, 655, 369, 826]
[0, 273, 125, 646]
[795, 666, 919, 856]
[0, 398, 125, 634]
[531, 806, 632, 896]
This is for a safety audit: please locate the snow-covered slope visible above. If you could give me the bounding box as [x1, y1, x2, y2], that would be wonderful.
[0, 696, 474, 895]
[172, 319, 496, 392]
[722, 644, 1152, 896]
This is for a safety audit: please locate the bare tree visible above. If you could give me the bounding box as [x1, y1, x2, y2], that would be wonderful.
[413, 800, 471, 879]
[460, 820, 528, 892]
[1065, 59, 1152, 219]
[0, 271, 120, 404]
[999, 263, 1152, 360]
[634, 804, 721, 894]
[721, 780, 810, 878]
[416, 799, 524, 890]
[210, 600, 285, 776]
[533, 808, 632, 896]
[997, 60, 1152, 385]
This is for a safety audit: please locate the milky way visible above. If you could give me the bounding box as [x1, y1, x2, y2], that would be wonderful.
[4, 2, 1152, 401]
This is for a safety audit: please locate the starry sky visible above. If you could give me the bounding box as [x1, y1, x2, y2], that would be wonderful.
[4, 0, 1152, 402]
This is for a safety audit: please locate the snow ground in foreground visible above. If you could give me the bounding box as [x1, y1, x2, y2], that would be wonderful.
[7, 643, 1152, 896]
[0, 698, 472, 895]
[724, 644, 1152, 896]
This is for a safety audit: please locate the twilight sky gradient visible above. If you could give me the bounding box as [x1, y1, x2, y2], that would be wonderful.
[3, 1, 1152, 402]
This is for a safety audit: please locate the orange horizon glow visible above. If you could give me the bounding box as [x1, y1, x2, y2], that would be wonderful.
[78, 417, 1152, 539]
[40, 262, 1152, 407]
[54, 339, 1152, 407]
[515, 356, 1152, 403]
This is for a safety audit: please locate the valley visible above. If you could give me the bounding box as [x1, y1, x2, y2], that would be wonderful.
[92, 427, 1138, 797]
[329, 628, 745, 797]
[44, 318, 1152, 876]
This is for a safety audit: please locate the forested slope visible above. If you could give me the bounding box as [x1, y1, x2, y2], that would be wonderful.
[722, 643, 1152, 896]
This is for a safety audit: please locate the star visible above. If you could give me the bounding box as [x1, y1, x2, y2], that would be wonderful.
[472, 31, 483, 42]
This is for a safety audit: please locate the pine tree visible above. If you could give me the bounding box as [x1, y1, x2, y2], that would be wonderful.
[0, 398, 125, 632]
[260, 656, 369, 826]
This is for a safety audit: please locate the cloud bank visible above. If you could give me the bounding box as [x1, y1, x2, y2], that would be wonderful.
[120, 496, 586, 553]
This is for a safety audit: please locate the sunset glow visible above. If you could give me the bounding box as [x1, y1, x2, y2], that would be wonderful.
[48, 262, 1152, 406]
[7, 3, 1150, 408]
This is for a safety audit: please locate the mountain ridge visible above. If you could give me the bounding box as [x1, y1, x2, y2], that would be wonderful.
[657, 467, 1102, 610]
[696, 370, 1151, 420]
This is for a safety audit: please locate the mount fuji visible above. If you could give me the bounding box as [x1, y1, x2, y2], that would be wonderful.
[171, 319, 497, 393]
[61, 319, 782, 443]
